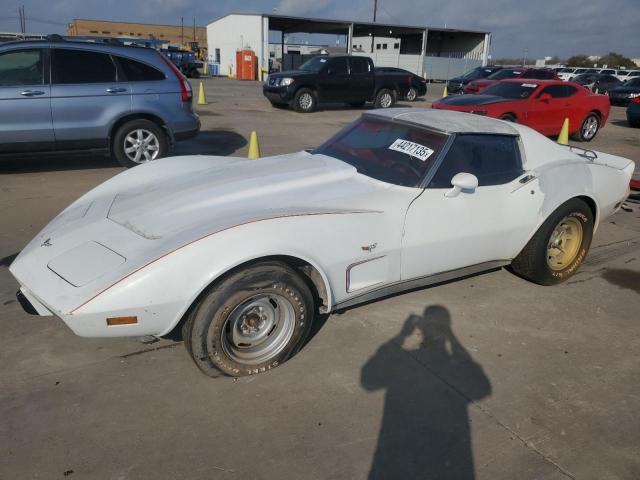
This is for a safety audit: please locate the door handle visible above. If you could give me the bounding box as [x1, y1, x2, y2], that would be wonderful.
[20, 90, 45, 96]
[105, 87, 127, 93]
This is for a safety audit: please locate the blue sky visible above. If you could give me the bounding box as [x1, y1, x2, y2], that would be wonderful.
[1, 0, 638, 59]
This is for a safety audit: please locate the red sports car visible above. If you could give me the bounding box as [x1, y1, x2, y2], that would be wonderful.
[433, 79, 610, 141]
[463, 68, 558, 94]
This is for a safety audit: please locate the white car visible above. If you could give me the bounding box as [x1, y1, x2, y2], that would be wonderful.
[10, 110, 634, 377]
[616, 70, 640, 82]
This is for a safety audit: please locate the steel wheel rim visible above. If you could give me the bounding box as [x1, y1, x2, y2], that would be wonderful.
[299, 93, 313, 110]
[547, 216, 583, 270]
[124, 129, 160, 163]
[380, 92, 392, 108]
[582, 116, 598, 139]
[406, 88, 417, 101]
[221, 293, 296, 365]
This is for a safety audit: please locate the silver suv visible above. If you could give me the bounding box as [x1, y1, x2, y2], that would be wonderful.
[0, 37, 200, 167]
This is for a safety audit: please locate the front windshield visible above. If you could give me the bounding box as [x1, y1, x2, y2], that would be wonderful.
[483, 82, 539, 99]
[487, 69, 523, 80]
[574, 69, 587, 74]
[573, 74, 595, 83]
[313, 117, 448, 188]
[298, 56, 328, 72]
[462, 67, 495, 80]
[558, 68, 574, 73]
[624, 78, 640, 87]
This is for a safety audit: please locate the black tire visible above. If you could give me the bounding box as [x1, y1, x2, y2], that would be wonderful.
[374, 89, 395, 109]
[500, 114, 517, 122]
[183, 261, 315, 377]
[112, 119, 168, 168]
[405, 87, 418, 102]
[574, 112, 600, 142]
[349, 101, 366, 108]
[511, 198, 594, 286]
[293, 88, 317, 113]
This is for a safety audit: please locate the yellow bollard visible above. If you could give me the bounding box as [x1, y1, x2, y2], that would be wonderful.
[442, 84, 448, 98]
[557, 118, 569, 145]
[248, 131, 261, 159]
[197, 82, 207, 105]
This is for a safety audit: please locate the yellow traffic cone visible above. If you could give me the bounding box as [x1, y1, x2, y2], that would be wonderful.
[557, 118, 569, 145]
[197, 82, 207, 105]
[248, 131, 261, 159]
[442, 84, 448, 98]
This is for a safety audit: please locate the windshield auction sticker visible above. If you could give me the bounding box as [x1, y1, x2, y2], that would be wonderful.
[388, 139, 434, 162]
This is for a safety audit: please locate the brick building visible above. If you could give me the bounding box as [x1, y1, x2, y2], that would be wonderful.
[66, 19, 206, 54]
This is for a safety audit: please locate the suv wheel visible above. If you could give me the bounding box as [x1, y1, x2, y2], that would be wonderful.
[113, 119, 168, 168]
[293, 88, 316, 113]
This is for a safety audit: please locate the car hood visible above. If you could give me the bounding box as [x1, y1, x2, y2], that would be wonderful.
[438, 94, 513, 106]
[105, 152, 391, 240]
[468, 79, 496, 88]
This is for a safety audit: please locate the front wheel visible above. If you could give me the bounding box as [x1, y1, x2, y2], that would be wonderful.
[576, 113, 600, 142]
[112, 119, 168, 168]
[511, 198, 594, 285]
[293, 88, 317, 113]
[374, 89, 395, 109]
[183, 262, 315, 377]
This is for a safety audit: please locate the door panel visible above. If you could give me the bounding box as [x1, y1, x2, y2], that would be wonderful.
[0, 48, 54, 152]
[50, 48, 131, 149]
[401, 182, 541, 279]
[317, 57, 350, 102]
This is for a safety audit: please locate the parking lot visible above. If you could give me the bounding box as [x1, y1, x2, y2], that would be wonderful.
[1, 78, 639, 479]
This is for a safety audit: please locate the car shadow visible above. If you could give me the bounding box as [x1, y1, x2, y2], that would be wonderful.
[361, 305, 491, 479]
[0, 130, 247, 173]
[610, 119, 634, 128]
[601, 268, 640, 294]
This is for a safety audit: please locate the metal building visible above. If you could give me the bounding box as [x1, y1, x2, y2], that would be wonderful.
[206, 13, 491, 80]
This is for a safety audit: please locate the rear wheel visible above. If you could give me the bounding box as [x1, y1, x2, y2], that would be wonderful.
[511, 198, 594, 285]
[183, 261, 315, 377]
[575, 112, 600, 142]
[374, 89, 395, 109]
[112, 119, 168, 168]
[293, 88, 317, 113]
[405, 87, 418, 101]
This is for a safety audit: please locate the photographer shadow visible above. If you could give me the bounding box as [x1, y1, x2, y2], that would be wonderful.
[361, 305, 491, 480]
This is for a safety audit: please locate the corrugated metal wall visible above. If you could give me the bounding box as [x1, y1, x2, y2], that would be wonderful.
[423, 56, 483, 81]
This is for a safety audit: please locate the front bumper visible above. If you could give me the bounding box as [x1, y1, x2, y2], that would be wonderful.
[447, 82, 465, 95]
[262, 84, 296, 104]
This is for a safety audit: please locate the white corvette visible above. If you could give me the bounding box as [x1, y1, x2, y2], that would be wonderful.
[10, 109, 634, 377]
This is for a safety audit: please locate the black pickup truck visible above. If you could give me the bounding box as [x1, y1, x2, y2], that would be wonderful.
[263, 55, 411, 112]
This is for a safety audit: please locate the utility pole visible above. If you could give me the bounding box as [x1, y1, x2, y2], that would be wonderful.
[181, 17, 184, 46]
[192, 17, 196, 44]
[370, 0, 377, 52]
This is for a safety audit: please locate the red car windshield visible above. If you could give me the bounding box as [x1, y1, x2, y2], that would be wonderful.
[483, 82, 539, 99]
[314, 117, 448, 188]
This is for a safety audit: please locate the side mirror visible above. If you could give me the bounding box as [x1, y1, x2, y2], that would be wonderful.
[445, 172, 478, 198]
[539, 93, 552, 102]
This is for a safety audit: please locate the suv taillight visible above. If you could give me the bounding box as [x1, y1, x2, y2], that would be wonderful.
[158, 52, 193, 102]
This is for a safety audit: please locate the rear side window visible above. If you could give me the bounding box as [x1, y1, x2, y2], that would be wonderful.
[327, 57, 348, 75]
[350, 57, 371, 74]
[540, 85, 576, 98]
[0, 49, 43, 86]
[429, 134, 522, 188]
[53, 49, 116, 84]
[117, 56, 165, 81]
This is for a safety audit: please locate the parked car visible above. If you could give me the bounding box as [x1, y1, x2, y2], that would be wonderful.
[161, 48, 203, 78]
[599, 69, 617, 76]
[374, 67, 427, 101]
[446, 65, 503, 94]
[0, 37, 200, 167]
[557, 67, 578, 81]
[10, 109, 634, 378]
[627, 97, 640, 127]
[608, 77, 640, 105]
[616, 70, 640, 82]
[463, 68, 558, 94]
[263, 55, 404, 112]
[433, 79, 610, 141]
[572, 73, 621, 93]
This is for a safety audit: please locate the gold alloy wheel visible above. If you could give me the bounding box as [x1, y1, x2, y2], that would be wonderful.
[546, 216, 584, 271]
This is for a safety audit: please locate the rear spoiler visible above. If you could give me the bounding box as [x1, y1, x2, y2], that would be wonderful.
[564, 145, 597, 161]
